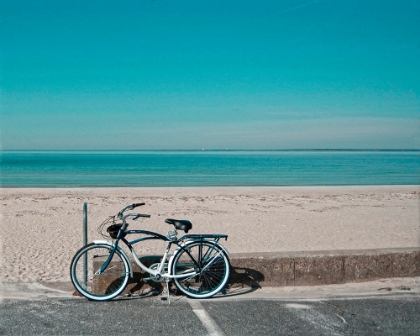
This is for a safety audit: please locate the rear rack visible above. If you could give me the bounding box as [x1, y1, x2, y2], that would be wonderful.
[179, 234, 228, 242]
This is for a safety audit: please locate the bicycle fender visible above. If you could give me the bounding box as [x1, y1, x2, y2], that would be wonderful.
[178, 239, 229, 256]
[213, 241, 230, 256]
[168, 239, 229, 274]
[93, 240, 133, 278]
[187, 239, 230, 256]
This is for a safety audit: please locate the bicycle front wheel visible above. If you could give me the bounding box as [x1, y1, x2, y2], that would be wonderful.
[70, 243, 130, 301]
[172, 241, 230, 299]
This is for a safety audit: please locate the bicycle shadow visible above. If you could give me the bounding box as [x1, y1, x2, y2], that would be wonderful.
[223, 266, 264, 297]
[122, 265, 264, 299]
[99, 256, 265, 300]
[123, 255, 167, 298]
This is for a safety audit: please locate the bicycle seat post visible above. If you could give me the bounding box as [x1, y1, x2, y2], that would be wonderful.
[167, 228, 178, 241]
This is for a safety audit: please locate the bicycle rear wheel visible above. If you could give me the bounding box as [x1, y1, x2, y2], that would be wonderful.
[70, 243, 129, 301]
[171, 241, 230, 299]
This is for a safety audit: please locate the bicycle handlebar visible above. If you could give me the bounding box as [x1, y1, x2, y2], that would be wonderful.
[117, 203, 148, 218]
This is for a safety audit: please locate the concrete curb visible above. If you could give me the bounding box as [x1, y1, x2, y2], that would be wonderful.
[229, 247, 420, 287]
[90, 247, 420, 296]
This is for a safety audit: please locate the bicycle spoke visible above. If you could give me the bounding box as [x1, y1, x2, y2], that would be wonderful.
[172, 241, 230, 298]
[70, 243, 129, 301]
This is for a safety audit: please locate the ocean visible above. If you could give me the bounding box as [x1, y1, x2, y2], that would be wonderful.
[0, 150, 419, 187]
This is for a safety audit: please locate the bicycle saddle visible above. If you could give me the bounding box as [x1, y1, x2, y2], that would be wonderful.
[165, 219, 192, 233]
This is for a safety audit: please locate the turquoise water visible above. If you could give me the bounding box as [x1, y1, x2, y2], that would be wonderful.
[0, 151, 419, 187]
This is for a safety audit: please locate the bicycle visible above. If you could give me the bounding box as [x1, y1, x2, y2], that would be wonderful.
[70, 203, 230, 302]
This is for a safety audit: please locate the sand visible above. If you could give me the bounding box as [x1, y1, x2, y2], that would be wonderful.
[0, 186, 419, 283]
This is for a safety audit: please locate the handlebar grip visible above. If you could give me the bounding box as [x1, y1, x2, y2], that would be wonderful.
[132, 203, 145, 208]
[133, 213, 151, 220]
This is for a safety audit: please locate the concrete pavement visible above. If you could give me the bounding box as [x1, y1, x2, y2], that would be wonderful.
[1, 247, 419, 335]
[1, 276, 419, 301]
[1, 280, 420, 336]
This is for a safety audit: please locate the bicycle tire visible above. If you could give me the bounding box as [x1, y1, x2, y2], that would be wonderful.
[171, 240, 230, 299]
[70, 243, 129, 301]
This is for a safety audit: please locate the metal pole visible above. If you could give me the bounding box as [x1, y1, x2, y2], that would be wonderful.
[83, 202, 88, 286]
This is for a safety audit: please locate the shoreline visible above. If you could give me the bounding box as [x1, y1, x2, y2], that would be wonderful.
[3, 184, 419, 189]
[1, 185, 419, 283]
[1, 184, 418, 191]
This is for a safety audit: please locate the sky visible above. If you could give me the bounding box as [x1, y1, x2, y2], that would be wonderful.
[1, 0, 419, 150]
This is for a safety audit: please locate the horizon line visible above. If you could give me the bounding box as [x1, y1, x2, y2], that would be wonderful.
[1, 149, 419, 152]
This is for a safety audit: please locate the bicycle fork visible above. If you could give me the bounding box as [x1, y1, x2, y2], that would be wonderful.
[94, 245, 119, 276]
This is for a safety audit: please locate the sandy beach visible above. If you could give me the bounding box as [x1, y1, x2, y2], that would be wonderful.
[0, 186, 419, 283]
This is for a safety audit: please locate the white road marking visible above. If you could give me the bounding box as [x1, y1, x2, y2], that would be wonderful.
[188, 299, 225, 336]
[285, 303, 311, 309]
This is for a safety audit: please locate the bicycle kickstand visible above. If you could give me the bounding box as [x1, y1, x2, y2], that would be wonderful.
[163, 279, 171, 304]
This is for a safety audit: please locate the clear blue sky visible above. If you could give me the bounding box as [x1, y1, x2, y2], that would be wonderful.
[1, 0, 419, 150]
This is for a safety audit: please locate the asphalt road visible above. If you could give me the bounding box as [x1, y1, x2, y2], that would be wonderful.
[1, 293, 419, 335]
